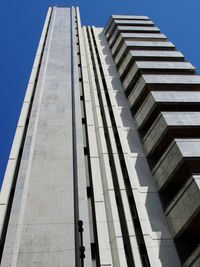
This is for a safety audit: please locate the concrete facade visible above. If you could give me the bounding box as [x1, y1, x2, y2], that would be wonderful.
[0, 6, 199, 267]
[105, 15, 200, 267]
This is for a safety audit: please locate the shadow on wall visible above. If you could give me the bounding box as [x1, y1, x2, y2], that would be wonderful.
[97, 29, 180, 266]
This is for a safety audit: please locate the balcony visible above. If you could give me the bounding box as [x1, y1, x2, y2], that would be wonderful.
[128, 74, 200, 114]
[152, 139, 200, 192]
[142, 112, 200, 160]
[123, 61, 195, 95]
[114, 40, 175, 67]
[134, 91, 200, 133]
[165, 175, 200, 238]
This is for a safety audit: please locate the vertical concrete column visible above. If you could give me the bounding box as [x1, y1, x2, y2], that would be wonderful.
[71, 7, 92, 267]
[81, 23, 114, 266]
[0, 7, 52, 242]
[1, 7, 80, 266]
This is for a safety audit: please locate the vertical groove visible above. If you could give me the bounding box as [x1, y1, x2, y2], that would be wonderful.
[87, 27, 135, 267]
[70, 7, 80, 267]
[76, 26, 101, 267]
[91, 27, 151, 267]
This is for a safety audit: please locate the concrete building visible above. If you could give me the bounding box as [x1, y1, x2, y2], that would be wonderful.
[0, 6, 199, 267]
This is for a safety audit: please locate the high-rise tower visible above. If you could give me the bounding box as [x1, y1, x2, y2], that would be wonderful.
[0, 6, 199, 267]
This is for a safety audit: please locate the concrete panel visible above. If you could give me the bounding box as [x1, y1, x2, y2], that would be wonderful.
[128, 74, 200, 112]
[85, 101, 95, 125]
[95, 202, 113, 266]
[112, 33, 167, 55]
[108, 26, 160, 48]
[124, 40, 174, 49]
[104, 189, 123, 240]
[143, 112, 200, 156]
[96, 127, 108, 156]
[128, 76, 146, 108]
[112, 106, 136, 130]
[87, 125, 99, 157]
[183, 245, 200, 267]
[99, 154, 114, 191]
[8, 126, 24, 159]
[152, 139, 200, 190]
[130, 50, 184, 60]
[114, 19, 154, 26]
[17, 103, 30, 127]
[94, 107, 103, 128]
[118, 128, 145, 157]
[123, 61, 195, 92]
[134, 91, 200, 129]
[124, 154, 157, 193]
[114, 43, 128, 64]
[133, 189, 173, 239]
[144, 235, 181, 267]
[112, 15, 149, 20]
[118, 51, 133, 76]
[123, 63, 138, 90]
[24, 83, 34, 103]
[135, 61, 194, 70]
[117, 40, 174, 57]
[118, 50, 184, 74]
[121, 32, 166, 39]
[105, 19, 154, 40]
[0, 160, 17, 205]
[143, 74, 200, 85]
[117, 26, 159, 32]
[32, 54, 41, 69]
[83, 82, 92, 102]
[114, 40, 175, 66]
[110, 236, 128, 267]
[166, 175, 200, 237]
[104, 16, 150, 38]
[28, 68, 38, 84]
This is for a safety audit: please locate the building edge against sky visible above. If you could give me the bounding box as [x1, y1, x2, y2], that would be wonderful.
[0, 6, 200, 267]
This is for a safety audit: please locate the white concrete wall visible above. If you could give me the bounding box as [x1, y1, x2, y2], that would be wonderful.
[1, 7, 93, 266]
[89, 26, 181, 267]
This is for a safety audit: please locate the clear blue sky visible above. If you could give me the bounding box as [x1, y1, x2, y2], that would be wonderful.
[0, 0, 200, 187]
